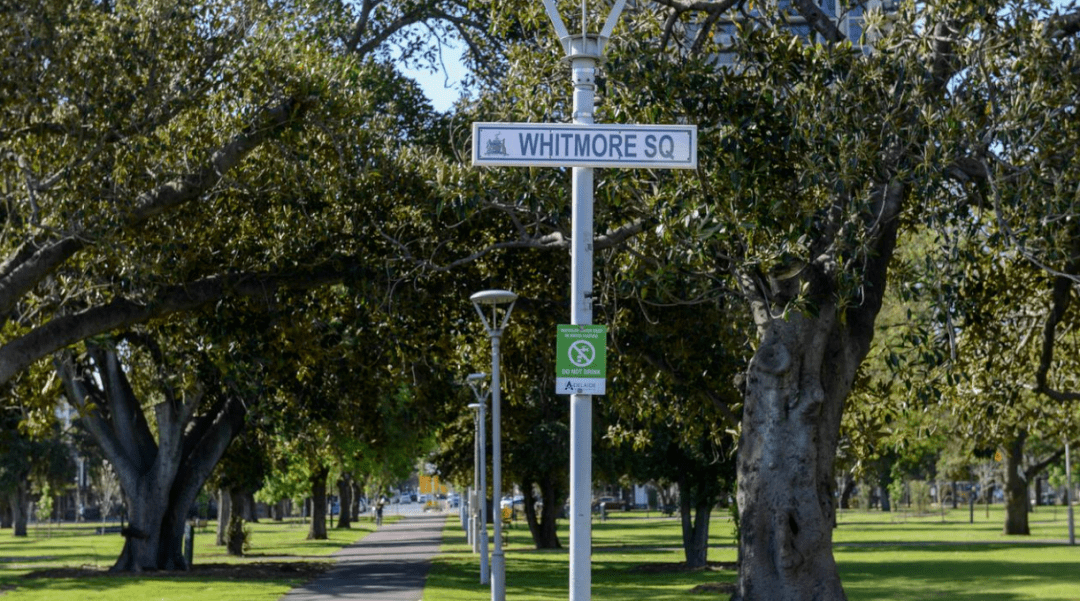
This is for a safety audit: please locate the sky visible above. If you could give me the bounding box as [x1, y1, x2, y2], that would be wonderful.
[401, 0, 1079, 113]
[399, 41, 470, 113]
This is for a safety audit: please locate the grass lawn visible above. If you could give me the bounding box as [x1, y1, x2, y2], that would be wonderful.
[425, 504, 1080, 601]
[0, 516, 389, 600]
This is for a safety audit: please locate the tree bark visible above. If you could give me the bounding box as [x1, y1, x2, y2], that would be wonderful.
[1, 496, 11, 529]
[226, 489, 246, 556]
[216, 489, 231, 546]
[733, 179, 902, 601]
[9, 482, 28, 536]
[336, 475, 353, 529]
[57, 347, 246, 571]
[679, 472, 713, 568]
[351, 480, 362, 520]
[838, 474, 855, 510]
[307, 465, 329, 540]
[522, 473, 562, 549]
[735, 311, 851, 600]
[1003, 434, 1030, 535]
[243, 491, 258, 522]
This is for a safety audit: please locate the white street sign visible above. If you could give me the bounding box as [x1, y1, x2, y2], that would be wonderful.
[473, 123, 697, 169]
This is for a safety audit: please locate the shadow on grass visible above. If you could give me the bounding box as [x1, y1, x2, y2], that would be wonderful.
[840, 552, 1080, 601]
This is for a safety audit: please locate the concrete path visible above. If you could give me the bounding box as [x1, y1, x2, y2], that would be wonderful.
[278, 512, 446, 601]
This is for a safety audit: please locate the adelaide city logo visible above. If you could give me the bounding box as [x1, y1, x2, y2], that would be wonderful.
[484, 133, 508, 156]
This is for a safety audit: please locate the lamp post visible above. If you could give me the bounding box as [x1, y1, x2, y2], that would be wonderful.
[1067, 441, 1075, 546]
[466, 402, 480, 552]
[467, 372, 491, 583]
[470, 289, 517, 601]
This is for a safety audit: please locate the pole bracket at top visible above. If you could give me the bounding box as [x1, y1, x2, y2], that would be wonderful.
[541, 0, 626, 58]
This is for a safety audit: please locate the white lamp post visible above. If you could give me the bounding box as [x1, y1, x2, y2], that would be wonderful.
[470, 289, 517, 601]
[1067, 441, 1075, 546]
[465, 401, 476, 547]
[467, 372, 491, 583]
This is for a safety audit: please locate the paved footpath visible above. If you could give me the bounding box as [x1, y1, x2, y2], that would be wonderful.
[278, 512, 446, 601]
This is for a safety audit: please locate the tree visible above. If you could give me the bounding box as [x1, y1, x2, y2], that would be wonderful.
[56, 340, 250, 570]
[0, 0, 503, 390]
[419, 2, 1080, 598]
[2, 0, 496, 571]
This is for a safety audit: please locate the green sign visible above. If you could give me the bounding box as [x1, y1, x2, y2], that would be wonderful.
[556, 324, 607, 395]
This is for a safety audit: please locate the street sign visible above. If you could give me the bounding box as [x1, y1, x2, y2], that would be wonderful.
[556, 324, 607, 395]
[473, 123, 697, 169]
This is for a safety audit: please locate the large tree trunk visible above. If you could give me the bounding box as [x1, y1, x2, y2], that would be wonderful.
[9, 482, 28, 536]
[733, 180, 901, 601]
[226, 489, 246, 556]
[57, 347, 245, 571]
[307, 465, 329, 540]
[736, 311, 853, 600]
[522, 473, 562, 549]
[1003, 437, 1073, 535]
[1003, 434, 1030, 535]
[1, 496, 11, 529]
[336, 475, 352, 529]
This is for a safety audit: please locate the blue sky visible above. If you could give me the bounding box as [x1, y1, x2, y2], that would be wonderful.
[399, 41, 469, 113]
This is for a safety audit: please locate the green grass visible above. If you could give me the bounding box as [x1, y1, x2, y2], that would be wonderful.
[424, 512, 737, 601]
[425, 506, 1080, 601]
[4, 507, 1078, 600]
[0, 517, 390, 600]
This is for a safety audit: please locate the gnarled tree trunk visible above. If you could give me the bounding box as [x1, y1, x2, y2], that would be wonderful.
[57, 346, 245, 571]
[733, 182, 901, 601]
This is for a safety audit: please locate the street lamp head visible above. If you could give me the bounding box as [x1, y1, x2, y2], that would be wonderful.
[467, 403, 481, 410]
[470, 289, 518, 333]
[470, 289, 518, 305]
[467, 372, 488, 382]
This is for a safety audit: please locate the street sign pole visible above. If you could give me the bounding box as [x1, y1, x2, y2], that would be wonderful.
[568, 33, 597, 601]
[472, 3, 692, 600]
[544, 4, 628, 601]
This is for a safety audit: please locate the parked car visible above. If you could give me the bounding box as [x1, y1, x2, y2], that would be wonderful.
[500, 495, 525, 510]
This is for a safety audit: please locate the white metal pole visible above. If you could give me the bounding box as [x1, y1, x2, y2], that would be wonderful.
[569, 35, 598, 601]
[1067, 441, 1075, 545]
[471, 408, 479, 550]
[490, 333, 506, 601]
[480, 400, 490, 583]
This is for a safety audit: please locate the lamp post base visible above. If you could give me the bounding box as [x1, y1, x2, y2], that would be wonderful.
[491, 551, 506, 601]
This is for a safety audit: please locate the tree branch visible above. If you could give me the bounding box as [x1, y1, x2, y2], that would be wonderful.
[0, 258, 372, 385]
[791, 0, 845, 43]
[0, 96, 308, 319]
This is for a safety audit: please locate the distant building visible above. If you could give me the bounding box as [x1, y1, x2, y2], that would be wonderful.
[695, 0, 899, 67]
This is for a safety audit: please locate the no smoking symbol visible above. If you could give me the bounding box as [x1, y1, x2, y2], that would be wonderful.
[568, 340, 596, 367]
